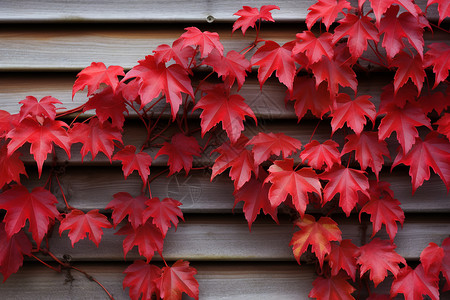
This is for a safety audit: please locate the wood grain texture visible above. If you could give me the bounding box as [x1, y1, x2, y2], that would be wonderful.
[0, 0, 437, 22]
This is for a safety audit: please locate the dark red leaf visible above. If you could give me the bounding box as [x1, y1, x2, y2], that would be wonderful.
[113, 145, 153, 184]
[159, 260, 199, 300]
[123, 261, 161, 300]
[328, 240, 360, 281]
[301, 140, 341, 171]
[309, 274, 356, 300]
[143, 197, 184, 237]
[106, 192, 148, 229]
[83, 87, 127, 129]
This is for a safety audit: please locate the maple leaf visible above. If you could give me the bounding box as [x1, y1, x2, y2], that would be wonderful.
[0, 144, 27, 188]
[378, 102, 431, 154]
[179, 27, 224, 58]
[369, 0, 418, 26]
[113, 145, 153, 185]
[59, 209, 112, 247]
[332, 14, 379, 60]
[441, 237, 450, 287]
[122, 55, 194, 119]
[0, 222, 32, 282]
[123, 261, 161, 300]
[116, 220, 164, 262]
[306, 0, 351, 30]
[18, 96, 62, 122]
[72, 62, 124, 98]
[83, 87, 127, 129]
[155, 133, 201, 175]
[194, 85, 256, 145]
[6, 118, 71, 177]
[391, 264, 440, 300]
[427, 0, 450, 24]
[392, 132, 450, 193]
[300, 140, 341, 171]
[287, 77, 333, 121]
[357, 238, 406, 287]
[309, 274, 356, 300]
[246, 132, 302, 165]
[379, 82, 417, 111]
[293, 31, 334, 64]
[424, 43, 450, 87]
[290, 214, 342, 267]
[143, 197, 184, 237]
[418, 90, 449, 115]
[0, 110, 14, 138]
[0, 185, 59, 247]
[202, 49, 251, 89]
[106, 192, 148, 229]
[420, 242, 444, 276]
[321, 166, 370, 216]
[436, 113, 450, 141]
[251, 41, 296, 91]
[341, 132, 390, 179]
[266, 159, 322, 217]
[153, 38, 195, 69]
[379, 6, 424, 60]
[232, 5, 280, 35]
[233, 172, 278, 229]
[159, 260, 199, 300]
[328, 240, 360, 281]
[330, 94, 376, 136]
[70, 118, 122, 162]
[391, 51, 425, 95]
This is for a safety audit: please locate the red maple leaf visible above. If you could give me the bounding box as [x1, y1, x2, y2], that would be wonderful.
[194, 85, 256, 144]
[306, 0, 351, 30]
[123, 261, 161, 300]
[0, 185, 59, 247]
[18, 96, 62, 122]
[420, 242, 444, 276]
[70, 118, 122, 162]
[378, 102, 431, 154]
[59, 209, 112, 247]
[328, 240, 360, 281]
[287, 77, 333, 121]
[427, 0, 450, 24]
[6, 118, 71, 177]
[106, 192, 148, 229]
[265, 159, 322, 217]
[293, 31, 334, 64]
[202, 49, 251, 89]
[0, 222, 32, 282]
[330, 94, 376, 136]
[290, 214, 342, 267]
[332, 14, 379, 60]
[179, 27, 224, 58]
[247, 132, 302, 165]
[436, 113, 450, 141]
[0, 144, 27, 188]
[357, 238, 406, 287]
[341, 132, 390, 179]
[424, 43, 450, 87]
[159, 260, 199, 300]
[72, 62, 124, 98]
[391, 264, 440, 300]
[391, 51, 425, 95]
[441, 237, 450, 287]
[309, 274, 356, 300]
[251, 41, 296, 91]
[232, 5, 280, 35]
[392, 132, 450, 193]
[379, 6, 424, 60]
[0, 110, 15, 138]
[143, 197, 184, 237]
[233, 172, 278, 229]
[153, 38, 195, 69]
[113, 145, 153, 184]
[379, 82, 417, 111]
[418, 90, 449, 115]
[122, 55, 194, 119]
[155, 133, 201, 175]
[321, 166, 370, 216]
[116, 220, 164, 262]
[301, 140, 341, 171]
[83, 87, 127, 129]
[369, 0, 418, 26]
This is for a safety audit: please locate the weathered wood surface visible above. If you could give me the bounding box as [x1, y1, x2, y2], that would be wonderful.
[23, 167, 450, 213]
[0, 26, 446, 71]
[35, 215, 450, 262]
[0, 0, 437, 23]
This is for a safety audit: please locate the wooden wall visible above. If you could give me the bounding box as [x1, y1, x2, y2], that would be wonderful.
[1, 1, 449, 299]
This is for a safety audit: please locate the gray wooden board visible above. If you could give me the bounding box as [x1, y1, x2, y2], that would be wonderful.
[0, 0, 437, 22]
[33, 215, 450, 262]
[22, 167, 450, 213]
[0, 262, 316, 300]
[0, 26, 446, 71]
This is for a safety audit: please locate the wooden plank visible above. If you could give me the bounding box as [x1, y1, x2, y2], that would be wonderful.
[0, 26, 445, 71]
[0, 0, 437, 23]
[23, 167, 450, 213]
[37, 215, 450, 262]
[0, 262, 317, 299]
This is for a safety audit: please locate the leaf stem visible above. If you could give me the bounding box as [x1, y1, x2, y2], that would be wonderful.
[55, 175, 72, 211]
[31, 253, 61, 273]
